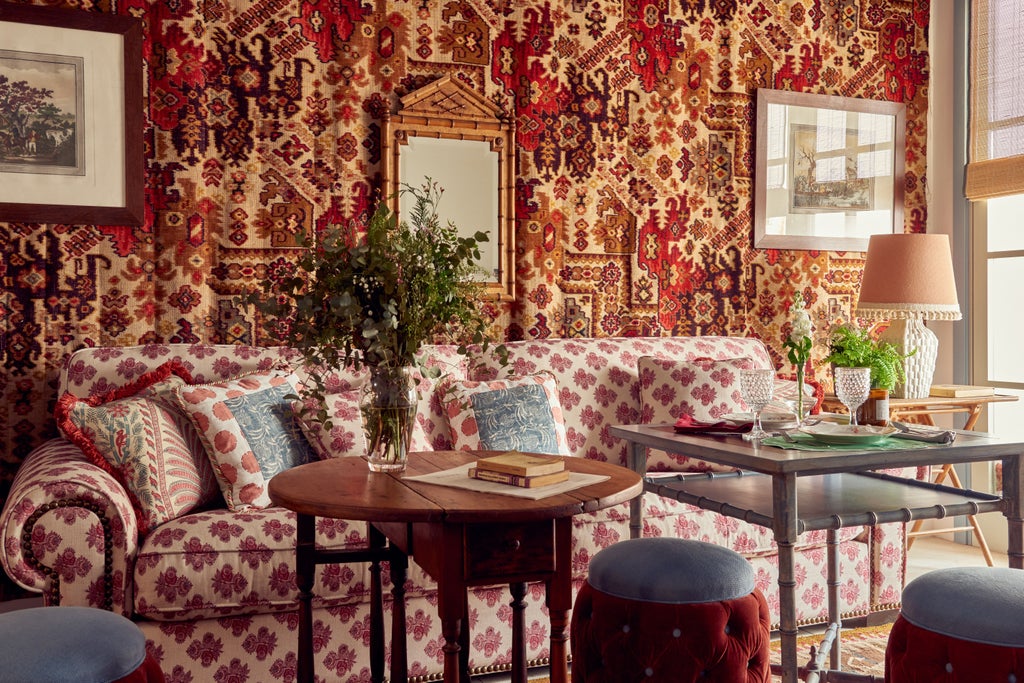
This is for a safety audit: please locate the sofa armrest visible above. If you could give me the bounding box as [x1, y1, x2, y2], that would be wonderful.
[1, 439, 139, 615]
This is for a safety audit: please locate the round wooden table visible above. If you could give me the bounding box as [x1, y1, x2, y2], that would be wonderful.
[269, 450, 642, 683]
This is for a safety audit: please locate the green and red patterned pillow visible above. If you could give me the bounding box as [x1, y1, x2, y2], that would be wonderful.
[55, 360, 220, 535]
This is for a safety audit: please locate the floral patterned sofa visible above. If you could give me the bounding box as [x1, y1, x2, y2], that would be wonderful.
[0, 338, 909, 682]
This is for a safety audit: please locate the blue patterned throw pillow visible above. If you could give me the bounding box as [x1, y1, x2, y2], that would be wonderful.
[177, 370, 313, 511]
[442, 374, 571, 456]
[224, 383, 312, 477]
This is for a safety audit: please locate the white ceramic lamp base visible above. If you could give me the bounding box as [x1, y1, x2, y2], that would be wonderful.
[877, 318, 937, 399]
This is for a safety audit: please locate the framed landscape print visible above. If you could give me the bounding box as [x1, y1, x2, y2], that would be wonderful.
[754, 89, 906, 252]
[0, 2, 143, 225]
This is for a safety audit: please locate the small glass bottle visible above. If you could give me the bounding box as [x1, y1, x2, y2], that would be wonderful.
[856, 388, 890, 426]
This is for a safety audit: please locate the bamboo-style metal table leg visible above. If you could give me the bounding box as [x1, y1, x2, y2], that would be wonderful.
[827, 528, 842, 671]
[773, 472, 800, 683]
[904, 406, 995, 565]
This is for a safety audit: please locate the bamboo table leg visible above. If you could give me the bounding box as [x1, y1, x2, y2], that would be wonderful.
[772, 472, 800, 683]
[1005, 455, 1024, 570]
[904, 405, 994, 565]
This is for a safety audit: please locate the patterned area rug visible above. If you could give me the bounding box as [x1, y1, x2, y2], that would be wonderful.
[770, 624, 891, 679]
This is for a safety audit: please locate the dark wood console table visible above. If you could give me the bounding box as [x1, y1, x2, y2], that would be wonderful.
[610, 423, 1024, 683]
[269, 451, 642, 683]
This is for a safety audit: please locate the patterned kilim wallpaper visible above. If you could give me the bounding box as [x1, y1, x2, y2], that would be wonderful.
[0, 0, 930, 494]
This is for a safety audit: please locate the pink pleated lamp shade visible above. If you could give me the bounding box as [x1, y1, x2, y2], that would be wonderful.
[855, 233, 962, 321]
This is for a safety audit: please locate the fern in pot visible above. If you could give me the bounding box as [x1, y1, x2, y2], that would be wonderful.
[823, 324, 911, 424]
[248, 181, 500, 472]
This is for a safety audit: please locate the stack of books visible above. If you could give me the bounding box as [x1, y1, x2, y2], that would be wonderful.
[468, 451, 569, 488]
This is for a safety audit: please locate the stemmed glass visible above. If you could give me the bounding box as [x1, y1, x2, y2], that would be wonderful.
[740, 368, 776, 441]
[834, 366, 872, 426]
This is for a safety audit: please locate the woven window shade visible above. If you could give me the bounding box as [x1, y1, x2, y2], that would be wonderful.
[965, 0, 1024, 200]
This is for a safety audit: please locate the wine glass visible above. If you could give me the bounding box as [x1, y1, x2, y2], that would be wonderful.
[834, 366, 872, 426]
[740, 368, 776, 441]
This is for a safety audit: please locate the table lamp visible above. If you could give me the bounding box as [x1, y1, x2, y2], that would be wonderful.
[854, 233, 962, 399]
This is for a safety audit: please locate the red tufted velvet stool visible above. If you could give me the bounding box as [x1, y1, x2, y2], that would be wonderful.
[570, 537, 771, 683]
[886, 567, 1024, 682]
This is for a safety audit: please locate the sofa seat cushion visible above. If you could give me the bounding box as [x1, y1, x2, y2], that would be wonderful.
[134, 508, 436, 621]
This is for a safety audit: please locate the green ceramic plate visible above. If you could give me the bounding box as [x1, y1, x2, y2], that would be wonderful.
[797, 423, 899, 446]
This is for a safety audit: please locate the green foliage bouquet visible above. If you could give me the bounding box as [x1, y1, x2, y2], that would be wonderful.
[256, 181, 493, 367]
[249, 181, 500, 469]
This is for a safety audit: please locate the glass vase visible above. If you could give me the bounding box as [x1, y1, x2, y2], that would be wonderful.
[795, 365, 807, 425]
[361, 366, 418, 472]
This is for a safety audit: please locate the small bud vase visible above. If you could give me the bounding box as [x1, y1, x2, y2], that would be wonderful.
[794, 365, 808, 425]
[361, 366, 418, 472]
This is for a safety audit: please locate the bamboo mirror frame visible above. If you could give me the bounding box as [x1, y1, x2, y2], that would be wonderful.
[382, 76, 515, 301]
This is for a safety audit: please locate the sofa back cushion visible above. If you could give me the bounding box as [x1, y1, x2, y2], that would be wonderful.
[441, 373, 571, 455]
[59, 343, 470, 458]
[467, 337, 774, 466]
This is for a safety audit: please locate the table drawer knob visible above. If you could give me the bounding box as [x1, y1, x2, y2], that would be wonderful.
[464, 521, 554, 579]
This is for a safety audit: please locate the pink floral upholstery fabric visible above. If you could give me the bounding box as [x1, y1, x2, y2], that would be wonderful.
[637, 355, 756, 472]
[0, 340, 912, 682]
[292, 390, 367, 459]
[638, 355, 755, 424]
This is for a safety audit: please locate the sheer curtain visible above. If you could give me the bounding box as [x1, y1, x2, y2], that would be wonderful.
[965, 0, 1024, 199]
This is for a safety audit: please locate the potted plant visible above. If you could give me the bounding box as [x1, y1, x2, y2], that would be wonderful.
[823, 324, 909, 391]
[823, 324, 911, 424]
[248, 180, 502, 472]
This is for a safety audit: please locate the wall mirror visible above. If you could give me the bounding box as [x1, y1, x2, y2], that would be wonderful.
[754, 89, 906, 252]
[383, 76, 515, 300]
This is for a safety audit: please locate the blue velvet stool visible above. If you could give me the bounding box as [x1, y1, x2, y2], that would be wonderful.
[571, 538, 771, 683]
[0, 606, 164, 683]
[886, 567, 1024, 682]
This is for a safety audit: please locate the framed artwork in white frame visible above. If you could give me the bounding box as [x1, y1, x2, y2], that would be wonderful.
[754, 88, 906, 252]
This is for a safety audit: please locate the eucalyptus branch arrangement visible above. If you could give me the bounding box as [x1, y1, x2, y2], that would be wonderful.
[246, 180, 504, 425]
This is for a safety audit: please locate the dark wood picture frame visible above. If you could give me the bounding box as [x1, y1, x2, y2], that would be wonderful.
[754, 89, 906, 252]
[0, 2, 143, 225]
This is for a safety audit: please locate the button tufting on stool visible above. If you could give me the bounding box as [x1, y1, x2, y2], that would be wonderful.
[571, 538, 770, 683]
[0, 606, 165, 683]
[886, 567, 1024, 683]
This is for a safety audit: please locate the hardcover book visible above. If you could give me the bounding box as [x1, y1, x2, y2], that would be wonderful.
[474, 451, 565, 477]
[929, 384, 995, 398]
[468, 467, 571, 488]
